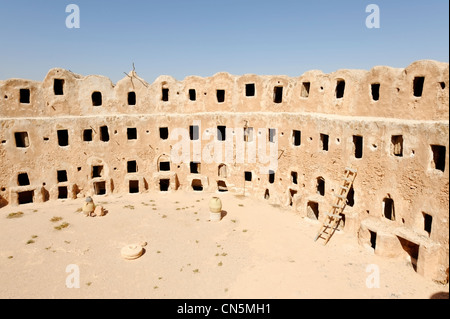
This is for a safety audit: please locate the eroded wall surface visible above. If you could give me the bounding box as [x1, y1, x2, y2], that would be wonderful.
[0, 60, 448, 282]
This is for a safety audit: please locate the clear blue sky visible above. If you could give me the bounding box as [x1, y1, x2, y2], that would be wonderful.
[0, 0, 448, 83]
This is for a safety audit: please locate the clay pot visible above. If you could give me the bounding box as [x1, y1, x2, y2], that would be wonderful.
[121, 243, 145, 260]
[209, 197, 222, 221]
[209, 197, 222, 213]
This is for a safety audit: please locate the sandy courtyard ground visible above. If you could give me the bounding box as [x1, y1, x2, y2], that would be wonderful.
[0, 191, 448, 299]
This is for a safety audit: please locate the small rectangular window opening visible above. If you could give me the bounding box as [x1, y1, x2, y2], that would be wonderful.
[190, 125, 199, 141]
[217, 126, 226, 141]
[269, 128, 277, 143]
[413, 77, 425, 97]
[18, 191, 34, 205]
[391, 135, 404, 157]
[190, 162, 201, 174]
[100, 126, 110, 142]
[336, 80, 345, 99]
[371, 83, 380, 101]
[162, 88, 169, 102]
[92, 165, 103, 178]
[18, 173, 30, 186]
[369, 230, 377, 250]
[383, 198, 395, 221]
[273, 86, 283, 103]
[83, 129, 93, 142]
[353, 135, 363, 159]
[189, 89, 196, 101]
[301, 82, 310, 98]
[244, 127, 253, 142]
[159, 127, 169, 140]
[127, 160, 137, 173]
[320, 134, 329, 151]
[20, 89, 30, 104]
[128, 92, 136, 105]
[245, 171, 252, 182]
[57, 170, 68, 183]
[269, 170, 275, 184]
[58, 186, 68, 199]
[54, 79, 65, 96]
[423, 213, 432, 236]
[431, 145, 446, 172]
[159, 161, 171, 172]
[307, 201, 319, 220]
[14, 132, 29, 148]
[291, 172, 298, 185]
[160, 179, 170, 192]
[246, 83, 255, 97]
[57, 130, 69, 147]
[217, 90, 225, 103]
[94, 181, 106, 195]
[92, 91, 102, 106]
[127, 128, 137, 140]
[293, 130, 301, 146]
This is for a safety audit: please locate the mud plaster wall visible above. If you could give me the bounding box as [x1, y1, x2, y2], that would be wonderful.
[0, 60, 448, 282]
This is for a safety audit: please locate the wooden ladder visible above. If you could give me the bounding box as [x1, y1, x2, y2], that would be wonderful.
[314, 167, 357, 245]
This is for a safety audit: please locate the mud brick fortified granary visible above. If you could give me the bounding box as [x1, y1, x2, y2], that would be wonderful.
[0, 60, 448, 282]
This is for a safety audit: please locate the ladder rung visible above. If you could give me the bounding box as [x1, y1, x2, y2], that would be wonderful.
[345, 167, 357, 174]
[332, 204, 343, 209]
[325, 212, 342, 219]
[340, 185, 349, 191]
[334, 193, 346, 199]
[343, 177, 353, 182]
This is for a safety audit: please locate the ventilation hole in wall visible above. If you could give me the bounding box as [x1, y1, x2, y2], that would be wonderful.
[58, 186, 68, 199]
[159, 161, 171, 172]
[127, 128, 137, 140]
[14, 132, 29, 148]
[335, 80, 345, 99]
[336, 138, 341, 144]
[269, 170, 275, 184]
[371, 83, 380, 101]
[57, 170, 68, 183]
[190, 125, 199, 141]
[18, 173, 30, 186]
[4, 95, 7, 99]
[217, 126, 226, 141]
[347, 186, 355, 207]
[431, 145, 446, 172]
[423, 212, 432, 236]
[129, 180, 139, 194]
[83, 129, 93, 142]
[291, 171, 298, 184]
[301, 82, 310, 98]
[191, 179, 203, 191]
[383, 197, 395, 221]
[1, 140, 6, 144]
[92, 165, 103, 178]
[273, 86, 283, 103]
[77, 167, 82, 172]
[18, 190, 34, 205]
[264, 189, 270, 200]
[92, 91, 102, 106]
[43, 137, 49, 141]
[316, 177, 325, 196]
[54, 79, 64, 95]
[57, 129, 69, 147]
[413, 76, 425, 97]
[217, 180, 228, 192]
[190, 162, 201, 174]
[189, 89, 196, 101]
[162, 88, 169, 102]
[245, 83, 255, 97]
[159, 127, 169, 140]
[353, 135, 363, 159]
[320, 86, 324, 91]
[160, 179, 170, 191]
[100, 126, 110, 142]
[127, 160, 137, 173]
[20, 89, 30, 104]
[440, 82, 446, 90]
[216, 90, 225, 103]
[1, 187, 5, 192]
[128, 92, 136, 105]
[245, 171, 252, 182]
[320, 134, 329, 151]
[269, 128, 276, 143]
[94, 181, 106, 195]
[391, 135, 404, 157]
[307, 201, 319, 220]
[372, 144, 377, 149]
[369, 230, 377, 249]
